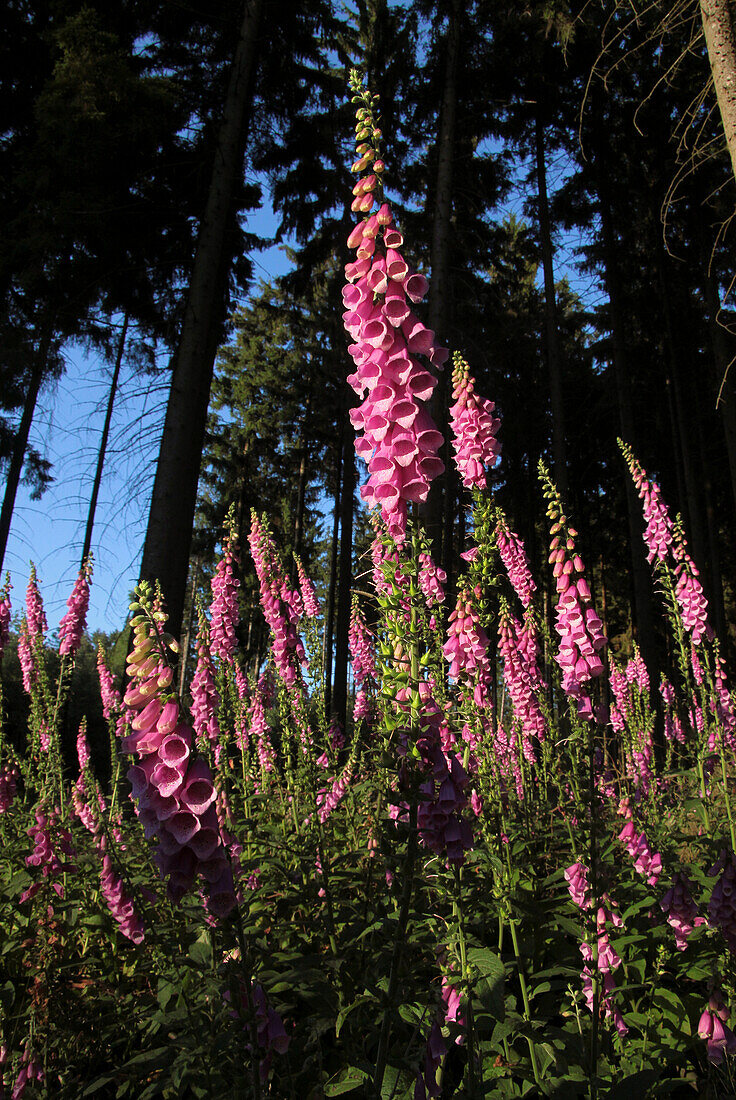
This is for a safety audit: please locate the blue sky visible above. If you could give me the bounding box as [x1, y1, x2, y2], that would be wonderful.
[4, 208, 293, 637]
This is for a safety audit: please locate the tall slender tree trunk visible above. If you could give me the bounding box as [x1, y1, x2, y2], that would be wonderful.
[178, 560, 200, 698]
[534, 111, 568, 503]
[655, 250, 708, 577]
[695, 402, 726, 638]
[701, 0, 736, 184]
[292, 396, 311, 568]
[139, 0, 263, 639]
[331, 430, 355, 728]
[424, 0, 461, 564]
[597, 185, 657, 672]
[323, 441, 342, 716]
[703, 264, 736, 516]
[0, 330, 51, 575]
[81, 313, 128, 567]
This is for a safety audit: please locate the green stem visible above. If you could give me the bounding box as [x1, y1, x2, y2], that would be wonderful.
[588, 716, 599, 1100]
[453, 866, 477, 1096]
[720, 742, 736, 851]
[507, 913, 542, 1088]
[696, 755, 712, 833]
[233, 908, 263, 1100]
[373, 803, 418, 1097]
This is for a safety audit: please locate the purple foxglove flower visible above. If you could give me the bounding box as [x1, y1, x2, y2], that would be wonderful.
[58, 562, 91, 657]
[209, 538, 240, 662]
[496, 521, 536, 609]
[449, 354, 501, 490]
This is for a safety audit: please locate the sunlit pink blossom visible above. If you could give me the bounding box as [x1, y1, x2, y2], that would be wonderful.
[448, 354, 501, 490]
[59, 562, 91, 656]
[210, 539, 240, 662]
[496, 521, 536, 608]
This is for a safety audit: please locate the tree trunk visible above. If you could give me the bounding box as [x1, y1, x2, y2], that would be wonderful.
[701, 0, 736, 184]
[655, 249, 709, 577]
[703, 264, 736, 516]
[0, 331, 51, 576]
[292, 396, 311, 569]
[139, 0, 263, 638]
[534, 111, 568, 503]
[331, 430, 355, 728]
[423, 0, 461, 559]
[323, 442, 342, 716]
[178, 559, 200, 698]
[597, 184, 658, 672]
[81, 313, 128, 567]
[696, 409, 726, 639]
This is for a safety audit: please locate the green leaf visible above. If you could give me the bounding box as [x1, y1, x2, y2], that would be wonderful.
[188, 934, 211, 967]
[335, 994, 375, 1037]
[468, 947, 505, 1021]
[604, 1070, 660, 1098]
[82, 1078, 116, 1096]
[324, 1067, 369, 1095]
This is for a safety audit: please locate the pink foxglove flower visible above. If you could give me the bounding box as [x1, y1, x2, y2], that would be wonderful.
[418, 550, 446, 606]
[11, 1045, 44, 1099]
[498, 602, 546, 762]
[672, 536, 712, 646]
[618, 822, 661, 885]
[564, 862, 591, 910]
[190, 622, 221, 754]
[448, 353, 501, 490]
[225, 977, 289, 1081]
[708, 852, 736, 951]
[660, 872, 704, 950]
[99, 845, 145, 944]
[17, 621, 34, 694]
[21, 806, 76, 905]
[18, 566, 47, 694]
[249, 514, 306, 688]
[210, 537, 240, 662]
[124, 593, 234, 915]
[72, 775, 100, 835]
[97, 643, 122, 720]
[343, 76, 446, 545]
[415, 1021, 447, 1100]
[295, 556, 320, 619]
[249, 681, 275, 775]
[317, 754, 357, 824]
[58, 560, 91, 656]
[698, 994, 736, 1064]
[443, 591, 491, 682]
[543, 473, 606, 714]
[0, 763, 18, 814]
[496, 520, 536, 609]
[0, 578, 11, 658]
[625, 449, 675, 565]
[25, 565, 46, 642]
[348, 597, 376, 688]
[77, 723, 91, 770]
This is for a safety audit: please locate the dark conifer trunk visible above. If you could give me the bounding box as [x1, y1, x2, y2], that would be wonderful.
[703, 265, 736, 517]
[81, 313, 128, 567]
[0, 329, 51, 575]
[693, 382, 726, 638]
[424, 0, 461, 565]
[139, 0, 263, 638]
[655, 252, 708, 577]
[534, 111, 568, 503]
[323, 437, 342, 716]
[597, 185, 657, 671]
[331, 430, 355, 728]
